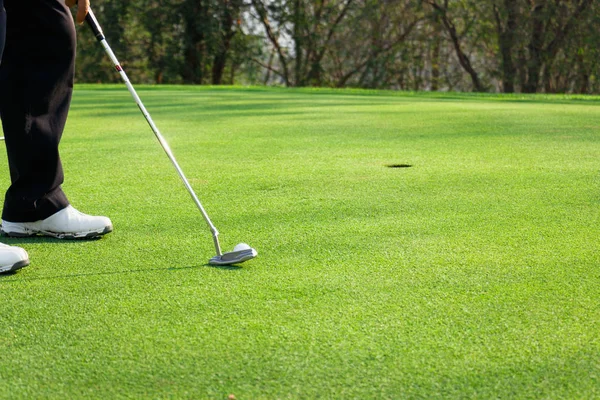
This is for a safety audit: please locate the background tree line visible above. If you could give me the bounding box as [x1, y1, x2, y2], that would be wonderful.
[76, 0, 600, 93]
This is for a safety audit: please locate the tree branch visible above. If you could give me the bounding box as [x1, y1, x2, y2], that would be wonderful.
[425, 0, 485, 92]
[250, 0, 291, 86]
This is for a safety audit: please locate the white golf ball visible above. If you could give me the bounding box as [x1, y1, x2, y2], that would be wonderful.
[233, 243, 251, 252]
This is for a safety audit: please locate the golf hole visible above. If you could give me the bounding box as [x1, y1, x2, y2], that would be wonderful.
[387, 163, 412, 168]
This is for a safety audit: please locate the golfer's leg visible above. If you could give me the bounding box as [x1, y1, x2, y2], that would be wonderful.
[0, 0, 30, 273]
[0, 0, 72, 222]
[0, 0, 5, 61]
[0, 0, 112, 239]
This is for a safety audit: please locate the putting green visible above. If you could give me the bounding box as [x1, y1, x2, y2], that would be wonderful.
[0, 86, 598, 399]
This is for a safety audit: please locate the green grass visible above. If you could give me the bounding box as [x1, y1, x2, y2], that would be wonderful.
[1, 86, 599, 399]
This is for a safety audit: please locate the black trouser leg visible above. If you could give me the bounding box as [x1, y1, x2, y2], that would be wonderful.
[0, 0, 5, 62]
[0, 0, 73, 222]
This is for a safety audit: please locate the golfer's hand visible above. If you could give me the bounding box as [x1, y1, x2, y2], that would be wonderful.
[65, 0, 90, 25]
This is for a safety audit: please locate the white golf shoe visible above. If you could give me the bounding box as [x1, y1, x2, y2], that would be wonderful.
[1, 206, 113, 239]
[0, 243, 29, 273]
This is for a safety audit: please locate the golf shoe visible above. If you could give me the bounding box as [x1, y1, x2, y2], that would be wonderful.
[0, 243, 29, 273]
[2, 206, 113, 239]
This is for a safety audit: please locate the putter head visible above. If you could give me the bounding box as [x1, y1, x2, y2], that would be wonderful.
[209, 243, 257, 266]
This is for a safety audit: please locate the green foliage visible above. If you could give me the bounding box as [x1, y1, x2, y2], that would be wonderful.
[74, 1, 600, 92]
[76, 0, 259, 85]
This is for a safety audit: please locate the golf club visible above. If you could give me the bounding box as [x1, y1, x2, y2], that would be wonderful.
[85, 9, 257, 266]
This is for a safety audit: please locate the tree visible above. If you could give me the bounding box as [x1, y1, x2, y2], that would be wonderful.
[330, 0, 425, 88]
[424, 0, 486, 92]
[250, 0, 292, 85]
[492, 0, 519, 92]
[73, 0, 600, 93]
[212, 0, 246, 84]
[250, 0, 355, 87]
[520, 0, 594, 93]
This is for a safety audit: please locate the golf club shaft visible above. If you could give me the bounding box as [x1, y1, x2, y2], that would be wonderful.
[85, 9, 222, 256]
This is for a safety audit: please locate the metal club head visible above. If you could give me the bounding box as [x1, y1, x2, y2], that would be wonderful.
[209, 243, 258, 266]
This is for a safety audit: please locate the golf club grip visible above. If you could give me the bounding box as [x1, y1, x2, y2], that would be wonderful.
[85, 8, 104, 41]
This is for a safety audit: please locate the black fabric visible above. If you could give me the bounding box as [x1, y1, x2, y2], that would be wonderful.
[0, 0, 5, 61]
[0, 0, 74, 222]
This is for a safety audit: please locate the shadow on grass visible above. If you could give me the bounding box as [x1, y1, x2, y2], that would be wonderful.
[204, 263, 242, 271]
[0, 264, 242, 282]
[0, 236, 103, 246]
[0, 265, 196, 282]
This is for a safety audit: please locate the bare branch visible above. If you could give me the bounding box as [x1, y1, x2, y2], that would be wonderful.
[250, 0, 291, 86]
[252, 57, 283, 78]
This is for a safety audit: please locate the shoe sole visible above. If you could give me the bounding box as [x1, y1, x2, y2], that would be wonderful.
[0, 259, 30, 274]
[1, 225, 113, 240]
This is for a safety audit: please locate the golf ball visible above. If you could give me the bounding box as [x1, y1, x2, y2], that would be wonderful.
[233, 243, 251, 252]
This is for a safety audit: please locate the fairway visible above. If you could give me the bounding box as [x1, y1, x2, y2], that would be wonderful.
[1, 86, 599, 398]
